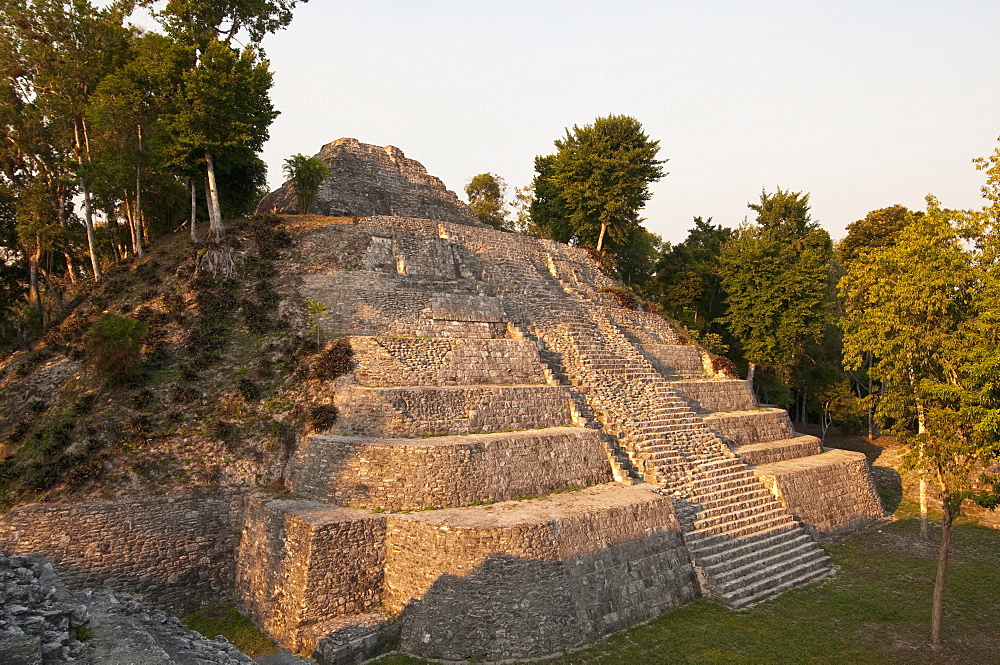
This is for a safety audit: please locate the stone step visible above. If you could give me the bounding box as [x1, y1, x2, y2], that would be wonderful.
[699, 529, 815, 572]
[707, 536, 821, 585]
[695, 486, 776, 512]
[684, 519, 800, 561]
[717, 548, 831, 599]
[691, 502, 790, 533]
[724, 556, 832, 609]
[691, 493, 778, 522]
[684, 510, 796, 547]
[688, 470, 759, 492]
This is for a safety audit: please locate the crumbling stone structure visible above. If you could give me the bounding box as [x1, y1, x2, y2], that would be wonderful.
[255, 138, 482, 225]
[0, 141, 884, 664]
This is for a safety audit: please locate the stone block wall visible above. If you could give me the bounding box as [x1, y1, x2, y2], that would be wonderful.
[303, 272, 508, 340]
[703, 408, 796, 446]
[735, 435, 823, 465]
[753, 450, 884, 539]
[673, 379, 756, 413]
[233, 499, 386, 653]
[643, 344, 706, 376]
[0, 492, 243, 614]
[289, 427, 611, 510]
[349, 337, 545, 387]
[332, 385, 573, 437]
[381, 485, 697, 661]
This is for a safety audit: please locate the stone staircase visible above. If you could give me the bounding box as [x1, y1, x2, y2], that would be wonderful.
[482, 248, 833, 608]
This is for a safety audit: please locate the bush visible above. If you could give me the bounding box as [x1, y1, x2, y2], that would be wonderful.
[313, 339, 353, 380]
[86, 314, 147, 381]
[237, 377, 263, 402]
[599, 286, 640, 310]
[308, 404, 338, 432]
[711, 355, 739, 378]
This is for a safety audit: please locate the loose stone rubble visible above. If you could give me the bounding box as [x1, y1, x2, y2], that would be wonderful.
[0, 552, 251, 665]
[0, 140, 886, 664]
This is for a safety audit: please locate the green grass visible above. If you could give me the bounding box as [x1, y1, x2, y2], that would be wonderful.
[372, 500, 1000, 665]
[183, 603, 282, 658]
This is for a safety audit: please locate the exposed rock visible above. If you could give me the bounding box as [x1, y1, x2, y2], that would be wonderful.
[0, 552, 252, 664]
[255, 138, 483, 226]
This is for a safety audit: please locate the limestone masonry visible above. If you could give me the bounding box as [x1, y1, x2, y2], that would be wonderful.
[255, 138, 483, 226]
[1, 140, 885, 664]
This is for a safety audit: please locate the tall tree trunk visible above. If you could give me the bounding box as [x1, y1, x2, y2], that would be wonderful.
[29, 240, 42, 317]
[596, 221, 608, 253]
[135, 124, 145, 256]
[931, 496, 957, 645]
[206, 153, 224, 241]
[910, 366, 929, 538]
[64, 253, 77, 285]
[800, 386, 808, 426]
[81, 184, 101, 280]
[190, 180, 198, 243]
[74, 121, 101, 281]
[866, 352, 876, 441]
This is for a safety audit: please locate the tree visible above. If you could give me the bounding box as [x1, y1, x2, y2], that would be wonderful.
[838, 204, 916, 267]
[465, 172, 508, 230]
[719, 189, 834, 400]
[836, 204, 924, 440]
[148, 0, 302, 239]
[529, 154, 572, 242]
[840, 195, 999, 644]
[87, 30, 189, 257]
[532, 114, 665, 253]
[655, 217, 732, 334]
[0, 0, 131, 279]
[282, 153, 329, 214]
[143, 0, 306, 50]
[166, 38, 277, 240]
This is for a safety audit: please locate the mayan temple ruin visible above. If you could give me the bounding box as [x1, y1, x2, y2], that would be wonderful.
[0, 139, 884, 664]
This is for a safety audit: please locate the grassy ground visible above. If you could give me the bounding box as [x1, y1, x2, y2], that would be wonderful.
[183, 603, 282, 658]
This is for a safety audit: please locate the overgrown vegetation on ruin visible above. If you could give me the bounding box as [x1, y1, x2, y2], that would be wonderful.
[0, 215, 346, 510]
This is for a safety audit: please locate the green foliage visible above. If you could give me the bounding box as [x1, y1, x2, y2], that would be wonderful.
[465, 172, 509, 230]
[85, 314, 147, 381]
[532, 114, 665, 255]
[529, 154, 573, 243]
[655, 217, 732, 334]
[146, 0, 307, 49]
[303, 297, 328, 344]
[840, 199, 974, 431]
[837, 204, 916, 267]
[719, 189, 833, 376]
[183, 603, 280, 658]
[313, 338, 353, 381]
[283, 153, 329, 214]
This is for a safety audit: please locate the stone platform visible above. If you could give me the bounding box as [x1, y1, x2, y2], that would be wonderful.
[290, 427, 610, 510]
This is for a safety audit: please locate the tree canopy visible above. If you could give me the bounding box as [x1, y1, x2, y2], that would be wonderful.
[465, 172, 509, 230]
[0, 0, 301, 344]
[531, 114, 665, 254]
[718, 189, 834, 401]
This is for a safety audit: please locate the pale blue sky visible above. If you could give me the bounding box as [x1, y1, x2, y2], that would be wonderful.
[150, 1, 1000, 244]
